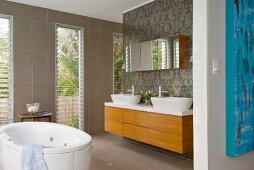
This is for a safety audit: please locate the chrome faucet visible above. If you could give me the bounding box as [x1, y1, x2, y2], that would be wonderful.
[127, 85, 135, 96]
[159, 86, 167, 98]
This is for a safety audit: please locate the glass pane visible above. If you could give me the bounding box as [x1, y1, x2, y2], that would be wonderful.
[173, 39, 180, 68]
[113, 34, 124, 94]
[56, 26, 82, 129]
[152, 39, 168, 70]
[0, 17, 11, 125]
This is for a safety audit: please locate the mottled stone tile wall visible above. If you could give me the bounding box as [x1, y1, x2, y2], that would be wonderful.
[124, 69, 193, 97]
[123, 0, 193, 97]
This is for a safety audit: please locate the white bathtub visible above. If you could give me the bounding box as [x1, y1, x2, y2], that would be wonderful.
[0, 122, 92, 170]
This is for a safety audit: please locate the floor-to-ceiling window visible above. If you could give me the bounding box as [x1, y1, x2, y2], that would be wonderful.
[113, 33, 124, 94]
[56, 24, 84, 130]
[0, 14, 13, 126]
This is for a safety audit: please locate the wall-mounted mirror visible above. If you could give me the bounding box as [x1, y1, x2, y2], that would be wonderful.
[125, 35, 192, 72]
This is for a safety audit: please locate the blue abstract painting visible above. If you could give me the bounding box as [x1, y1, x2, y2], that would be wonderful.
[227, 0, 254, 157]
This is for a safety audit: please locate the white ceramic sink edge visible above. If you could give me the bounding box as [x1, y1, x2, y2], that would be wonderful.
[151, 97, 193, 110]
[111, 94, 141, 105]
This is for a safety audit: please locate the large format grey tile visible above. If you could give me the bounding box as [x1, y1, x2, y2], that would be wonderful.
[0, 0, 14, 15]
[14, 3, 47, 21]
[32, 51, 48, 83]
[14, 81, 33, 121]
[89, 18, 103, 31]
[91, 134, 193, 170]
[100, 32, 113, 57]
[14, 50, 32, 82]
[14, 18, 31, 50]
[86, 56, 113, 83]
[110, 22, 123, 34]
[47, 81, 56, 120]
[176, 160, 193, 170]
[33, 82, 49, 111]
[31, 21, 48, 51]
[47, 52, 55, 82]
[48, 10, 63, 23]
[61, 12, 87, 27]
[87, 82, 112, 107]
[87, 31, 113, 57]
[87, 30, 102, 57]
[47, 23, 56, 53]
[88, 108, 103, 135]
[91, 148, 148, 170]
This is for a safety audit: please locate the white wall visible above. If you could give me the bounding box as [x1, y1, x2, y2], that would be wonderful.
[194, 0, 254, 169]
[193, 0, 208, 169]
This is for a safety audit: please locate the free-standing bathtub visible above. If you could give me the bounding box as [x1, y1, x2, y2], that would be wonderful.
[0, 122, 92, 170]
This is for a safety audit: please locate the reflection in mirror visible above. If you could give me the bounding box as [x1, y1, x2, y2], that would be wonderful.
[125, 45, 130, 72]
[152, 39, 168, 70]
[173, 38, 180, 69]
[125, 35, 192, 72]
[170, 35, 192, 69]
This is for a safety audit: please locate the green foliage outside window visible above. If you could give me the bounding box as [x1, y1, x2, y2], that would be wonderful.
[0, 19, 9, 99]
[113, 34, 124, 94]
[69, 115, 79, 129]
[152, 40, 163, 70]
[57, 27, 81, 129]
[57, 28, 80, 96]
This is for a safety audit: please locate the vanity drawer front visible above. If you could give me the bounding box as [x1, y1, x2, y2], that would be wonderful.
[150, 113, 193, 153]
[105, 107, 123, 136]
[122, 109, 150, 128]
[123, 123, 151, 144]
[150, 113, 182, 135]
[123, 123, 183, 153]
[149, 130, 183, 153]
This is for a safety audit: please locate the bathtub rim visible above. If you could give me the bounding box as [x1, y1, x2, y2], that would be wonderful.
[0, 122, 92, 154]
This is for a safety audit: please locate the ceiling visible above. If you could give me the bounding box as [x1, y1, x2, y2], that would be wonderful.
[7, 0, 154, 23]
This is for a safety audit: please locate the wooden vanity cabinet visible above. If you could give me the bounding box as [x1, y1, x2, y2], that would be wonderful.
[122, 109, 151, 128]
[149, 113, 193, 153]
[105, 107, 123, 136]
[104, 106, 193, 154]
[122, 109, 152, 146]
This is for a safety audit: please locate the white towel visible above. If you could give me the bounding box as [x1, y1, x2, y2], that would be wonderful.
[21, 144, 47, 170]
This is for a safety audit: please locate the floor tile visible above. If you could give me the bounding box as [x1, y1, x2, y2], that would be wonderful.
[91, 134, 193, 170]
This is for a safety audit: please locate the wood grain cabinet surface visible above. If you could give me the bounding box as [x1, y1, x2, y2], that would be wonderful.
[104, 106, 193, 154]
[105, 107, 123, 136]
[123, 109, 151, 128]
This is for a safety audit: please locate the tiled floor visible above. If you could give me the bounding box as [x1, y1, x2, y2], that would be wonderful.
[91, 134, 193, 170]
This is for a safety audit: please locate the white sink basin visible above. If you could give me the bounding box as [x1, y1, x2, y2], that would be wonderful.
[151, 97, 193, 110]
[111, 94, 141, 105]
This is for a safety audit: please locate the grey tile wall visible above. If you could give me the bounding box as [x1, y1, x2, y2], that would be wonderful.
[0, 0, 122, 135]
[123, 0, 193, 97]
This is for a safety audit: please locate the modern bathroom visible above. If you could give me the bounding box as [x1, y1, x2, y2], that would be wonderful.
[0, 0, 254, 170]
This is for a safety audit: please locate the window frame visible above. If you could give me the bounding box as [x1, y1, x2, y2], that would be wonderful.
[55, 23, 84, 130]
[113, 33, 124, 94]
[0, 14, 14, 125]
